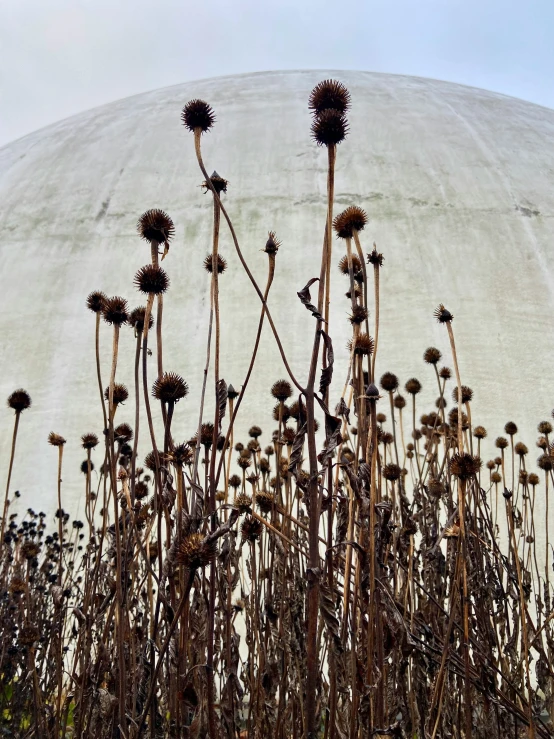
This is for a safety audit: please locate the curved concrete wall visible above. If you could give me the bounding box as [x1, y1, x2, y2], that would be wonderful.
[1, 70, 554, 514]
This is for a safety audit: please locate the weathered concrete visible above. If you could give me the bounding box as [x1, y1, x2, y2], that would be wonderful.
[0, 70, 553, 518]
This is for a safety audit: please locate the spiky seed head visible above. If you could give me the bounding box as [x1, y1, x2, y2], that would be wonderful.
[104, 384, 129, 405]
[538, 453, 554, 471]
[177, 533, 216, 569]
[48, 432, 66, 447]
[80, 459, 94, 475]
[241, 516, 263, 542]
[428, 478, 445, 498]
[311, 108, 348, 147]
[515, 442, 528, 456]
[114, 423, 133, 442]
[152, 372, 188, 403]
[202, 171, 227, 194]
[235, 442, 244, 452]
[338, 254, 362, 277]
[86, 291, 107, 314]
[237, 456, 251, 470]
[452, 386, 473, 404]
[134, 265, 170, 295]
[448, 408, 469, 429]
[394, 394, 406, 410]
[81, 433, 99, 450]
[349, 305, 368, 325]
[195, 422, 215, 448]
[256, 491, 275, 515]
[333, 206, 367, 238]
[405, 378, 422, 396]
[259, 457, 271, 473]
[473, 426, 487, 440]
[137, 209, 175, 245]
[181, 99, 215, 133]
[367, 248, 384, 267]
[491, 471, 502, 484]
[423, 347, 442, 365]
[449, 453, 481, 479]
[170, 443, 193, 467]
[504, 421, 518, 436]
[102, 296, 128, 326]
[495, 437, 508, 450]
[486, 460, 496, 470]
[264, 231, 281, 255]
[348, 333, 374, 356]
[439, 367, 452, 380]
[273, 403, 291, 423]
[203, 254, 227, 274]
[271, 380, 293, 402]
[7, 389, 31, 413]
[380, 372, 399, 393]
[529, 473, 540, 486]
[538, 421, 553, 435]
[281, 427, 296, 446]
[309, 79, 351, 115]
[434, 304, 453, 323]
[537, 437, 548, 450]
[247, 439, 260, 453]
[382, 463, 402, 481]
[227, 384, 239, 400]
[129, 306, 153, 333]
[229, 474, 242, 491]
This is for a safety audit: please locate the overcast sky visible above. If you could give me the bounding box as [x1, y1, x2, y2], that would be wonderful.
[1, 0, 553, 147]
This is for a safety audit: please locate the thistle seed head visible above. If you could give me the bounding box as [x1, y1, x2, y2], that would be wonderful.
[102, 296, 129, 326]
[137, 209, 175, 245]
[86, 291, 107, 314]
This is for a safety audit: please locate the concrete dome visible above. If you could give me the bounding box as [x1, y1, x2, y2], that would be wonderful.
[1, 69, 554, 512]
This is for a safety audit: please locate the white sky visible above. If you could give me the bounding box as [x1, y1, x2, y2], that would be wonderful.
[1, 0, 553, 146]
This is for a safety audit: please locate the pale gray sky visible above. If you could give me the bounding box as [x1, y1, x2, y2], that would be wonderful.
[1, 0, 553, 146]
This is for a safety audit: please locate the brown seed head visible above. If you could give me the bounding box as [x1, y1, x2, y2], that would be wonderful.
[529, 473, 540, 486]
[86, 291, 107, 314]
[177, 533, 216, 569]
[181, 99, 216, 133]
[439, 367, 452, 380]
[538, 453, 554, 471]
[495, 437, 508, 450]
[104, 384, 129, 405]
[538, 421, 553, 435]
[241, 516, 263, 542]
[473, 426, 487, 440]
[491, 471, 502, 484]
[348, 333, 374, 356]
[309, 79, 351, 115]
[7, 389, 31, 413]
[81, 433, 99, 450]
[152, 372, 188, 403]
[255, 491, 275, 515]
[264, 231, 281, 254]
[102, 296, 128, 326]
[338, 254, 363, 278]
[434, 304, 453, 323]
[382, 463, 401, 481]
[423, 347, 442, 365]
[394, 394, 406, 410]
[203, 254, 227, 274]
[449, 453, 482, 480]
[137, 209, 175, 246]
[129, 306, 153, 333]
[311, 108, 348, 146]
[504, 421, 518, 436]
[229, 474, 242, 490]
[48, 432, 66, 447]
[134, 264, 169, 295]
[114, 423, 133, 442]
[367, 248, 384, 267]
[380, 372, 399, 393]
[405, 378, 422, 396]
[452, 386, 473, 404]
[202, 170, 227, 194]
[271, 380, 293, 402]
[349, 305, 368, 325]
[515, 442, 528, 456]
[170, 443, 193, 467]
[248, 425, 262, 439]
[333, 206, 367, 238]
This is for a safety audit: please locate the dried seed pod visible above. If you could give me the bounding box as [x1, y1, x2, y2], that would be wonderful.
[449, 453, 482, 479]
[102, 296, 128, 326]
[104, 384, 129, 406]
[271, 380, 293, 402]
[380, 373, 399, 393]
[137, 209, 175, 245]
[152, 372, 188, 403]
[311, 108, 348, 146]
[423, 347, 441, 365]
[181, 99, 216, 133]
[86, 291, 107, 313]
[134, 265, 170, 294]
[203, 254, 227, 274]
[333, 206, 367, 238]
[309, 79, 351, 115]
[7, 389, 31, 413]
[48, 432, 66, 447]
